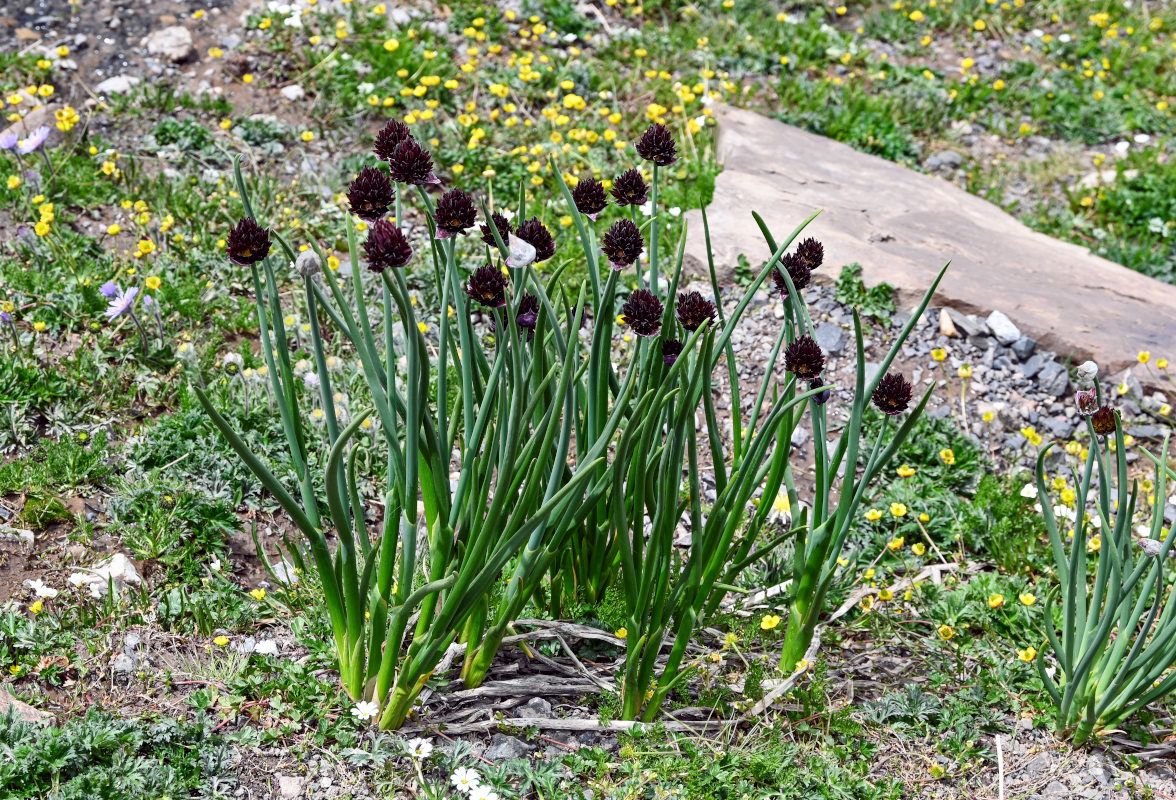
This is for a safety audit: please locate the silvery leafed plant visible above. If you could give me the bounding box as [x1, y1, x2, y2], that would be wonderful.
[196, 120, 944, 728]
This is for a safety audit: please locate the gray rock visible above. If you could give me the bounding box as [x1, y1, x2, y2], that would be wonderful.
[1011, 335, 1037, 361]
[111, 653, 136, 673]
[986, 310, 1021, 345]
[814, 322, 845, 355]
[123, 633, 141, 652]
[790, 425, 810, 447]
[927, 150, 964, 170]
[1044, 417, 1075, 439]
[1020, 354, 1046, 379]
[143, 26, 195, 63]
[484, 734, 535, 761]
[517, 697, 553, 718]
[1038, 361, 1070, 397]
[1043, 781, 1070, 798]
[945, 308, 988, 339]
[94, 75, 140, 95]
[1127, 425, 1164, 440]
[863, 362, 881, 385]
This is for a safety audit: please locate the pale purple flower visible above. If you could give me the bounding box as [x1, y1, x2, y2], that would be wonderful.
[0, 312, 10, 323]
[142, 294, 155, 311]
[0, 132, 17, 150]
[99, 280, 120, 298]
[104, 286, 138, 319]
[17, 126, 50, 155]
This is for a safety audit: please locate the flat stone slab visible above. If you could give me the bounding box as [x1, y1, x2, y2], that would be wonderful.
[684, 105, 1176, 377]
[0, 689, 52, 724]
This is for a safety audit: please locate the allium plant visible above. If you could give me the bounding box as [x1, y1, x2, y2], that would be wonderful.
[1035, 376, 1176, 745]
[195, 120, 945, 729]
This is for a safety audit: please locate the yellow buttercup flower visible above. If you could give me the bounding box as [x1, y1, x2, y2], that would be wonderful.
[145, 276, 161, 290]
[213, 636, 230, 646]
[760, 614, 781, 631]
[988, 593, 1004, 609]
[1018, 646, 1037, 663]
[250, 588, 266, 601]
[878, 588, 893, 601]
[911, 543, 926, 556]
[865, 508, 883, 522]
[957, 364, 973, 379]
[896, 464, 916, 478]
[615, 627, 627, 639]
[1138, 351, 1151, 364]
[1019, 592, 1036, 606]
[937, 624, 954, 640]
[890, 503, 907, 518]
[888, 536, 904, 550]
[931, 348, 946, 361]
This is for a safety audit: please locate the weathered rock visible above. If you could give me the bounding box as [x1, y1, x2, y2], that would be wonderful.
[280, 84, 306, 101]
[683, 105, 1176, 382]
[278, 775, 303, 799]
[938, 308, 958, 338]
[986, 310, 1021, 345]
[1037, 361, 1070, 397]
[484, 733, 535, 761]
[94, 75, 140, 95]
[945, 308, 987, 339]
[814, 321, 845, 355]
[1011, 335, 1037, 361]
[143, 26, 195, 63]
[0, 690, 51, 724]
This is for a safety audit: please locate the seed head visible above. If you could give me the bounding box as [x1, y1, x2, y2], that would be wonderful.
[1091, 405, 1117, 437]
[871, 372, 914, 415]
[226, 217, 272, 266]
[363, 219, 413, 272]
[465, 265, 509, 308]
[434, 189, 477, 238]
[795, 237, 825, 271]
[635, 122, 679, 166]
[601, 218, 644, 270]
[572, 177, 608, 218]
[373, 120, 413, 162]
[610, 168, 649, 207]
[784, 335, 825, 380]
[621, 289, 664, 338]
[386, 138, 438, 185]
[661, 338, 684, 366]
[348, 166, 394, 221]
[516, 293, 540, 332]
[675, 291, 717, 333]
[515, 217, 555, 262]
[1075, 388, 1098, 417]
[480, 212, 514, 248]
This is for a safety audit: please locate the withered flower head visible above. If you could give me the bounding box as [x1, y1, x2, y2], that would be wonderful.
[675, 291, 717, 332]
[348, 166, 394, 221]
[610, 168, 649, 207]
[572, 177, 608, 218]
[796, 237, 825, 271]
[435, 189, 477, 238]
[871, 372, 913, 415]
[635, 122, 679, 166]
[1075, 388, 1098, 417]
[515, 217, 555, 262]
[1091, 405, 1118, 437]
[621, 289, 664, 338]
[480, 212, 514, 248]
[784, 335, 825, 380]
[771, 253, 811, 299]
[516, 293, 540, 331]
[809, 376, 831, 405]
[601, 218, 644, 270]
[373, 120, 413, 162]
[465, 265, 509, 308]
[661, 338, 684, 366]
[226, 217, 271, 266]
[386, 138, 438, 185]
[363, 219, 413, 272]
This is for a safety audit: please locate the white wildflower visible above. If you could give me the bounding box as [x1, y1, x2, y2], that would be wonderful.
[406, 737, 434, 760]
[451, 767, 482, 793]
[351, 701, 379, 721]
[23, 579, 58, 598]
[1021, 484, 1038, 499]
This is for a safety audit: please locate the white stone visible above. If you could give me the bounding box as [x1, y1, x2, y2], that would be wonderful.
[95, 76, 140, 95]
[144, 26, 195, 63]
[985, 310, 1021, 345]
[280, 84, 305, 101]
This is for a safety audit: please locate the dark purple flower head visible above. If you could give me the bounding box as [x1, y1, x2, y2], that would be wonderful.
[465, 265, 509, 308]
[1091, 405, 1117, 437]
[226, 217, 272, 266]
[809, 376, 832, 405]
[516, 293, 540, 331]
[621, 289, 664, 338]
[676, 291, 717, 333]
[661, 338, 683, 366]
[348, 167, 395, 221]
[435, 189, 477, 238]
[871, 372, 913, 415]
[784, 335, 825, 380]
[480, 212, 514, 248]
[386, 138, 439, 185]
[572, 178, 608, 219]
[1075, 388, 1098, 417]
[610, 168, 649, 207]
[796, 237, 824, 271]
[601, 218, 644, 270]
[771, 253, 811, 299]
[363, 219, 413, 272]
[373, 120, 413, 162]
[515, 217, 555, 262]
[635, 122, 678, 166]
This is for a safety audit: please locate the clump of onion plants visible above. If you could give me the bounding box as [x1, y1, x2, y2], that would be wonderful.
[197, 121, 944, 728]
[1035, 368, 1176, 745]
